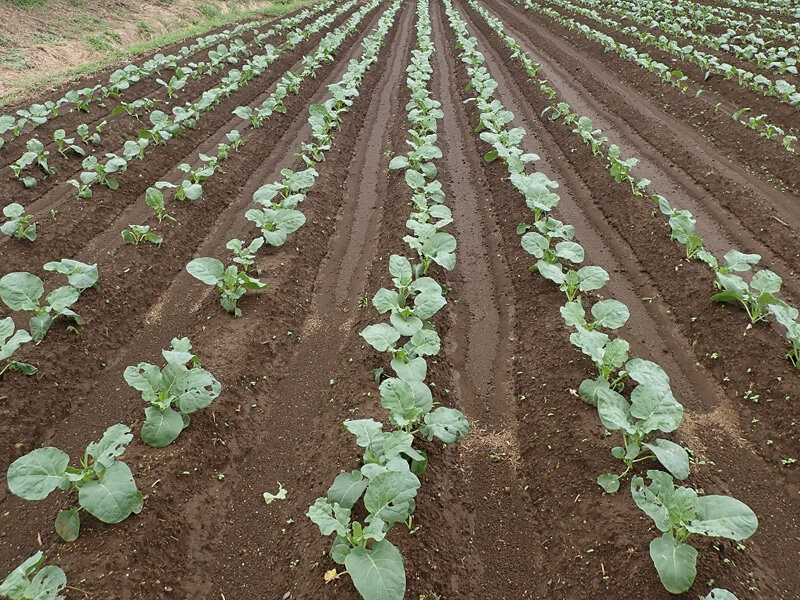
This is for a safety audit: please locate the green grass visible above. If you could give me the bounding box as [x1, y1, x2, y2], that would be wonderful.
[0, 0, 320, 108]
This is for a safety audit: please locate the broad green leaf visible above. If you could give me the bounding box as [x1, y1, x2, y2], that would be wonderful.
[554, 241, 584, 263]
[391, 357, 426, 382]
[141, 406, 184, 448]
[560, 299, 586, 328]
[0, 552, 44, 597]
[78, 461, 143, 523]
[0, 320, 32, 362]
[750, 269, 781, 295]
[379, 378, 432, 427]
[591, 299, 630, 330]
[577, 377, 615, 407]
[649, 533, 697, 594]
[0, 272, 44, 311]
[330, 535, 352, 565]
[124, 363, 163, 402]
[162, 337, 195, 365]
[87, 423, 133, 472]
[407, 328, 440, 357]
[364, 470, 420, 525]
[361, 323, 400, 352]
[55, 507, 80, 542]
[723, 249, 760, 272]
[597, 390, 634, 434]
[306, 497, 350, 536]
[7, 447, 69, 500]
[344, 419, 384, 449]
[345, 540, 406, 600]
[29, 313, 53, 343]
[43, 259, 98, 291]
[630, 382, 683, 433]
[686, 495, 758, 540]
[625, 359, 671, 389]
[643, 439, 690, 480]
[537, 260, 564, 284]
[46, 286, 79, 314]
[390, 312, 423, 337]
[413, 291, 446, 320]
[577, 265, 609, 291]
[327, 471, 368, 510]
[419, 407, 469, 444]
[372, 288, 400, 314]
[186, 257, 225, 285]
[26, 565, 67, 599]
[173, 368, 221, 413]
[388, 255, 412, 287]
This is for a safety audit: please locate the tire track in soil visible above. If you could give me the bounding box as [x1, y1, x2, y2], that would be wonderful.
[0, 3, 387, 473]
[421, 1, 550, 597]
[478, 0, 800, 301]
[446, 1, 800, 596]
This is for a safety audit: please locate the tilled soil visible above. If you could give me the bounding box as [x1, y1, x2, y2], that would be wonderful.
[1, 0, 799, 599]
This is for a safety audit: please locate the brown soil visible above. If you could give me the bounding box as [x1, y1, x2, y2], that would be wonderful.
[1, 0, 799, 599]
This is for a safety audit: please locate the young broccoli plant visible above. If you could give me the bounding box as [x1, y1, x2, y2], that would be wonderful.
[521, 216, 584, 272]
[122, 224, 163, 246]
[122, 138, 149, 161]
[711, 268, 785, 324]
[0, 271, 85, 342]
[81, 154, 127, 190]
[67, 171, 97, 199]
[607, 144, 649, 197]
[631, 470, 757, 594]
[76, 123, 101, 146]
[156, 179, 202, 202]
[6, 424, 144, 541]
[0, 316, 36, 377]
[0, 552, 66, 600]
[144, 187, 177, 223]
[186, 257, 267, 317]
[124, 337, 221, 447]
[42, 259, 98, 292]
[245, 207, 306, 247]
[53, 129, 85, 158]
[226, 238, 264, 273]
[1, 203, 36, 241]
[111, 97, 155, 119]
[575, 355, 688, 493]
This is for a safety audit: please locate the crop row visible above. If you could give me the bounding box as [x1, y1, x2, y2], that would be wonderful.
[187, 0, 390, 315]
[535, 0, 800, 124]
[519, 0, 797, 154]
[0, 2, 331, 151]
[6, 0, 348, 195]
[307, 2, 468, 598]
[571, 0, 800, 75]
[491, 0, 800, 371]
[1, 0, 397, 591]
[444, 0, 758, 595]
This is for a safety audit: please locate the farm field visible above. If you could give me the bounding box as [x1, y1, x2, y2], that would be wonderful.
[1, 0, 799, 598]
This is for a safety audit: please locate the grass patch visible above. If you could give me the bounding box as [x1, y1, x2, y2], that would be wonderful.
[85, 34, 114, 53]
[198, 2, 221, 18]
[137, 21, 154, 36]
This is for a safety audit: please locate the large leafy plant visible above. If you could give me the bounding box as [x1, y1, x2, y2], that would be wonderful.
[124, 337, 221, 447]
[631, 471, 757, 594]
[6, 424, 144, 541]
[1, 204, 36, 242]
[0, 552, 66, 600]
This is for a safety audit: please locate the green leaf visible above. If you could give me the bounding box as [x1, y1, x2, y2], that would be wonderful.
[630, 382, 683, 434]
[391, 357, 426, 382]
[141, 406, 185, 447]
[643, 439, 690, 480]
[29, 313, 53, 343]
[186, 257, 225, 285]
[0, 272, 44, 311]
[0, 552, 44, 597]
[344, 419, 384, 449]
[326, 470, 368, 510]
[407, 329, 440, 357]
[419, 407, 469, 444]
[26, 564, 67, 599]
[124, 363, 162, 402]
[55, 507, 81, 542]
[78, 461, 143, 524]
[597, 473, 620, 493]
[345, 540, 406, 600]
[686, 495, 758, 540]
[379, 378, 432, 427]
[591, 299, 630, 330]
[172, 368, 221, 413]
[361, 323, 400, 352]
[597, 389, 634, 434]
[364, 470, 420, 525]
[649, 532, 697, 594]
[306, 497, 350, 537]
[388, 255, 412, 287]
[86, 423, 133, 472]
[7, 447, 69, 500]
[706, 589, 738, 600]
